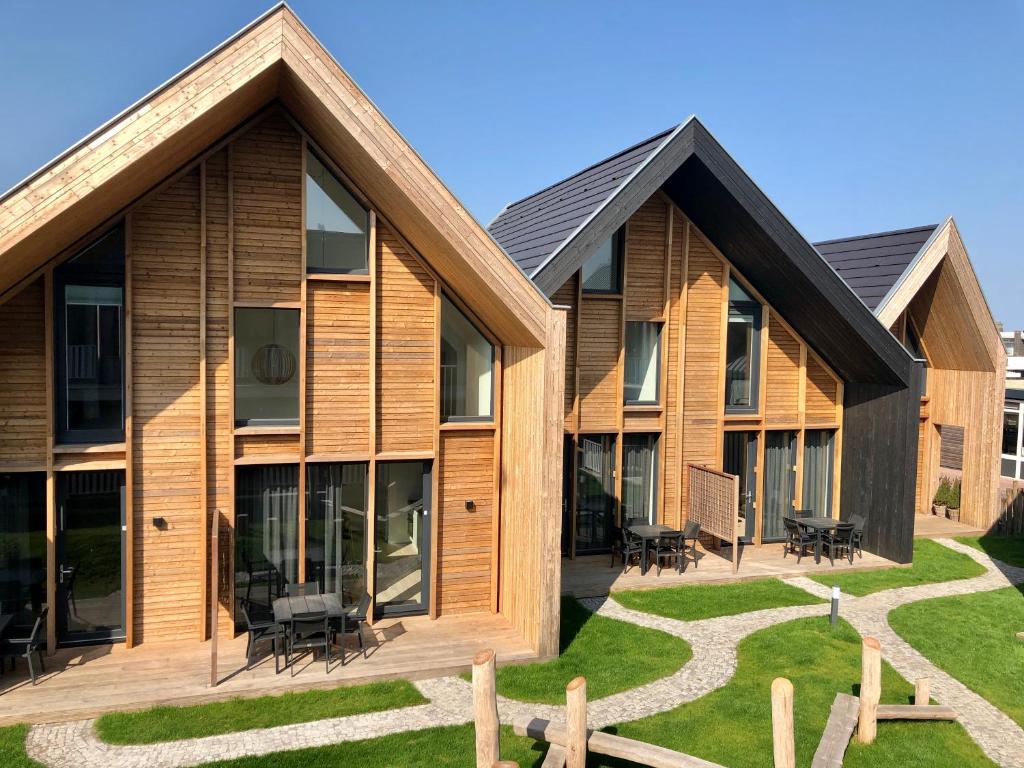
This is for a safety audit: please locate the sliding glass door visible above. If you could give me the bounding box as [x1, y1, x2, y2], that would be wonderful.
[802, 430, 835, 518]
[374, 461, 431, 616]
[0, 473, 46, 637]
[762, 431, 796, 542]
[306, 462, 368, 608]
[621, 434, 658, 527]
[575, 434, 616, 553]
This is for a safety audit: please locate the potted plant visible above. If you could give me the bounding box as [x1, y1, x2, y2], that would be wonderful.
[946, 478, 961, 522]
[932, 478, 949, 517]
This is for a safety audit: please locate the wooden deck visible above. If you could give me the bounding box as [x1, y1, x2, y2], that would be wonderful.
[563, 542, 902, 598]
[913, 512, 987, 539]
[0, 613, 538, 726]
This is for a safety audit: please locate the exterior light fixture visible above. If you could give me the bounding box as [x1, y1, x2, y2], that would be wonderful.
[830, 585, 840, 625]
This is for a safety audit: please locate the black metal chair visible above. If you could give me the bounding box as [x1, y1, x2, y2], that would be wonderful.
[338, 593, 371, 664]
[824, 522, 856, 565]
[240, 599, 283, 672]
[848, 514, 867, 558]
[680, 520, 701, 570]
[782, 517, 816, 563]
[285, 581, 320, 597]
[0, 607, 48, 684]
[287, 610, 331, 676]
[612, 527, 644, 573]
[647, 531, 684, 576]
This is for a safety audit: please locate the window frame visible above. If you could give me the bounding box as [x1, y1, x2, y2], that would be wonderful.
[304, 147, 370, 276]
[233, 307, 302, 428]
[724, 279, 762, 415]
[623, 321, 662, 406]
[581, 227, 625, 295]
[440, 293, 496, 424]
[1001, 401, 1024, 480]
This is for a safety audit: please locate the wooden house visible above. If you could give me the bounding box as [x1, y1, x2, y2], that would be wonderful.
[0, 5, 564, 659]
[817, 221, 1006, 529]
[489, 121, 922, 563]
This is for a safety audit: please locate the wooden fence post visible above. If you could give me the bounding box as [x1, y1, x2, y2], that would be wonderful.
[858, 637, 881, 744]
[566, 677, 587, 768]
[915, 677, 930, 707]
[473, 649, 500, 768]
[771, 677, 795, 768]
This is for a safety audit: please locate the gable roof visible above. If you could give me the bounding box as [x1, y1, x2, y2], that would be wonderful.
[813, 224, 940, 313]
[0, 3, 551, 348]
[489, 117, 916, 387]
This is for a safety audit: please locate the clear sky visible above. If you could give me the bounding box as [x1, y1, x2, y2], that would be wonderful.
[2, 1, 1021, 327]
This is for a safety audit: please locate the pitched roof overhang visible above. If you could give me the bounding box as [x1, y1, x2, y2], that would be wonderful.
[0, 3, 551, 348]
[508, 117, 915, 387]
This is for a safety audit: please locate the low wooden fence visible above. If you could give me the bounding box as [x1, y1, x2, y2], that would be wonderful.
[997, 483, 1024, 535]
[687, 464, 740, 573]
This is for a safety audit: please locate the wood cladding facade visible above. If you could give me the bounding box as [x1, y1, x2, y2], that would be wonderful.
[559, 195, 843, 549]
[0, 107, 563, 656]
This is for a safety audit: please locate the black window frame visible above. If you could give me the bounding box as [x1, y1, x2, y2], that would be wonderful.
[724, 279, 762, 416]
[439, 293, 496, 424]
[233, 307, 301, 428]
[581, 227, 624, 295]
[304, 147, 370, 276]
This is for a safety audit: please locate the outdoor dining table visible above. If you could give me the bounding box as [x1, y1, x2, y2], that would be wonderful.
[272, 593, 346, 624]
[626, 524, 681, 575]
[797, 517, 839, 564]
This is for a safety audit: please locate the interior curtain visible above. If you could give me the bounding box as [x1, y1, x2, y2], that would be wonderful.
[802, 430, 833, 517]
[763, 432, 795, 540]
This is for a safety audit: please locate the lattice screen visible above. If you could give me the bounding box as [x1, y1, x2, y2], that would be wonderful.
[687, 464, 740, 571]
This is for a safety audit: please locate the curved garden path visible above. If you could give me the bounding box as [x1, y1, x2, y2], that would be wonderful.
[25, 538, 1024, 768]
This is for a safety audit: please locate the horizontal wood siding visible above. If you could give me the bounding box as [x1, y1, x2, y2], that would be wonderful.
[437, 430, 494, 615]
[625, 199, 667, 321]
[131, 170, 203, 642]
[306, 282, 370, 455]
[376, 222, 435, 453]
[234, 433, 300, 460]
[765, 313, 801, 425]
[0, 279, 46, 467]
[577, 298, 620, 432]
[806, 354, 840, 425]
[661, 212, 685, 527]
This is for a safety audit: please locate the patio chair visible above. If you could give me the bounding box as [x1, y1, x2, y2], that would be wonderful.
[680, 520, 701, 570]
[240, 599, 284, 673]
[337, 593, 371, 664]
[285, 581, 320, 597]
[782, 517, 816, 563]
[0, 606, 47, 685]
[612, 527, 644, 573]
[848, 514, 867, 558]
[647, 531, 684, 576]
[823, 523, 856, 566]
[286, 610, 332, 676]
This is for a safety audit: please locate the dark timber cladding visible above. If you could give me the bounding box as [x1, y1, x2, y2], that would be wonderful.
[814, 225, 939, 312]
[491, 117, 920, 563]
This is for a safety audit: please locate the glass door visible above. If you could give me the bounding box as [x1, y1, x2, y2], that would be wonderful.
[56, 470, 126, 645]
[306, 462, 368, 608]
[574, 434, 616, 554]
[723, 431, 758, 542]
[0, 473, 47, 637]
[561, 436, 574, 556]
[621, 434, 658, 527]
[374, 461, 431, 616]
[762, 431, 797, 542]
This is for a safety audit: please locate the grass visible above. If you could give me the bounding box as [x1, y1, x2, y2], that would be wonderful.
[890, 586, 1024, 729]
[613, 577, 824, 621]
[809, 538, 985, 596]
[956, 534, 1024, 567]
[488, 596, 690, 704]
[94, 680, 426, 745]
[0, 725, 41, 768]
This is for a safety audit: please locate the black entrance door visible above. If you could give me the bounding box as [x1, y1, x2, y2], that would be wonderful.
[574, 434, 617, 554]
[723, 431, 758, 542]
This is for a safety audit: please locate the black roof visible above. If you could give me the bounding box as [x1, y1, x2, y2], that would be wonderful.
[814, 225, 939, 313]
[488, 127, 675, 275]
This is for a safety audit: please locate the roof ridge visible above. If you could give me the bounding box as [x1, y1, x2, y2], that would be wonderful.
[813, 223, 940, 247]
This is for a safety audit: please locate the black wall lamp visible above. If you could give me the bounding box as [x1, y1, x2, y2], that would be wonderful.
[465, 500, 475, 511]
[152, 517, 168, 530]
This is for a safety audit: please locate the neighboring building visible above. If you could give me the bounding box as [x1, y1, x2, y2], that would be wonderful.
[816, 221, 1006, 528]
[0, 6, 564, 658]
[489, 121, 921, 564]
[1002, 384, 1024, 481]
[999, 329, 1024, 379]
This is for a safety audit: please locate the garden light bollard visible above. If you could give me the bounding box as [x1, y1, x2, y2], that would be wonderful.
[830, 586, 840, 625]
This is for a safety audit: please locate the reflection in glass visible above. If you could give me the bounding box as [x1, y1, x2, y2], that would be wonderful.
[725, 279, 760, 412]
[306, 463, 368, 608]
[306, 150, 369, 273]
[441, 295, 494, 420]
[235, 464, 298, 628]
[621, 434, 658, 527]
[234, 308, 300, 426]
[0, 473, 46, 636]
[581, 230, 622, 292]
[575, 434, 616, 553]
[1002, 409, 1019, 456]
[624, 322, 661, 404]
[375, 462, 430, 614]
[802, 430, 834, 517]
[762, 431, 796, 542]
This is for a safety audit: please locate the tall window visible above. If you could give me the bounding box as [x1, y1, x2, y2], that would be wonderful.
[802, 430, 834, 517]
[581, 228, 623, 293]
[234, 308, 300, 426]
[305, 149, 369, 274]
[622, 434, 659, 527]
[724, 278, 761, 414]
[624, 322, 661, 404]
[306, 462, 368, 608]
[55, 227, 125, 443]
[0, 473, 46, 635]
[440, 295, 494, 421]
[905, 321, 928, 399]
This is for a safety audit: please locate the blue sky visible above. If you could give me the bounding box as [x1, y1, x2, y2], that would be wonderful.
[2, 1, 1022, 326]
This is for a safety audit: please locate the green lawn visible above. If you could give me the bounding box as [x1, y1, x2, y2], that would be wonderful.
[809, 538, 985, 596]
[0, 725, 41, 768]
[489, 596, 690, 704]
[890, 587, 1024, 729]
[956, 534, 1024, 568]
[95, 680, 426, 745]
[614, 577, 824, 621]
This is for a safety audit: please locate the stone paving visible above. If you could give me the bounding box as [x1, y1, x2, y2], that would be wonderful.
[24, 537, 1024, 768]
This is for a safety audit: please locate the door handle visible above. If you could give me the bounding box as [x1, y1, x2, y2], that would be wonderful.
[59, 565, 75, 584]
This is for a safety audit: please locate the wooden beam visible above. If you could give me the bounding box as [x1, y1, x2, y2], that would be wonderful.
[297, 139, 308, 585]
[875, 704, 956, 721]
[44, 268, 56, 656]
[123, 214, 135, 648]
[198, 163, 209, 640]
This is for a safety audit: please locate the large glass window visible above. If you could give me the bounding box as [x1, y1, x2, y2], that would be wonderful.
[0, 473, 46, 636]
[234, 308, 300, 426]
[1002, 403, 1024, 480]
[1002, 408, 1019, 457]
[305, 149, 369, 274]
[375, 461, 431, 615]
[802, 430, 834, 517]
[622, 434, 659, 527]
[581, 228, 623, 293]
[234, 464, 298, 628]
[440, 295, 494, 421]
[725, 278, 761, 413]
[306, 462, 368, 608]
[624, 322, 661, 404]
[574, 434, 616, 553]
[55, 227, 125, 443]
